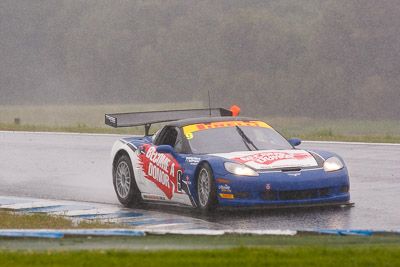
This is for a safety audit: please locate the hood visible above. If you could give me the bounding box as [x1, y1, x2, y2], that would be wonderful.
[213, 150, 318, 170]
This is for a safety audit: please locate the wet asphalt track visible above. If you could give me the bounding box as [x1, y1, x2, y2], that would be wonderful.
[0, 131, 399, 230]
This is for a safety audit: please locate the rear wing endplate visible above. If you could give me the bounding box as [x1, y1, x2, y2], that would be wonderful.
[105, 108, 232, 135]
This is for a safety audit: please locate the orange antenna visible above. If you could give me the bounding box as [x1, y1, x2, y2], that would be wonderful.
[230, 105, 240, 117]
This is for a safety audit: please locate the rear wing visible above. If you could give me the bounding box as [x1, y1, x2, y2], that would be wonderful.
[105, 108, 232, 135]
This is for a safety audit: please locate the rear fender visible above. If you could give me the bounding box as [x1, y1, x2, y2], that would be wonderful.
[111, 139, 147, 189]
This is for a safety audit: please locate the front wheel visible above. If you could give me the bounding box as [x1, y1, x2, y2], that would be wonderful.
[197, 163, 218, 213]
[113, 155, 142, 207]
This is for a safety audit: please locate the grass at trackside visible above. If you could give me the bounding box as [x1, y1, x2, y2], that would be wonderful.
[1, 208, 400, 251]
[1, 210, 399, 265]
[0, 246, 399, 266]
[1, 121, 399, 143]
[0, 209, 112, 229]
[1, 235, 400, 265]
[1, 234, 400, 250]
[290, 133, 400, 144]
[0, 103, 204, 129]
[265, 116, 400, 143]
[0, 104, 400, 143]
[0, 122, 143, 135]
[2, 121, 400, 143]
[2, 216, 398, 266]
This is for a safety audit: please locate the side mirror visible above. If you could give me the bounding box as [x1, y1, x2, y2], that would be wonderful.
[288, 137, 301, 147]
[156, 145, 179, 158]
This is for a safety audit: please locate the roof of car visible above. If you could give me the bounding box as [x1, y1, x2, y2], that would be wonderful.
[165, 116, 262, 127]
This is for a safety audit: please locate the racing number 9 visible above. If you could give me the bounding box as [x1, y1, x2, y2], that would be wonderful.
[185, 133, 193, 140]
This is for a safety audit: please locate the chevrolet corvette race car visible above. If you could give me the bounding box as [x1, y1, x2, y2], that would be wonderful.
[105, 108, 350, 212]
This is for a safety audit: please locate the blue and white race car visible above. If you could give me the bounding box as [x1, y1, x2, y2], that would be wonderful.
[105, 108, 350, 213]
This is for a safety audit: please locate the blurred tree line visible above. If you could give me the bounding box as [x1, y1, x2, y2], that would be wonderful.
[1, 0, 399, 119]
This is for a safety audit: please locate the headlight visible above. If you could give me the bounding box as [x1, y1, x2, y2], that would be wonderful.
[224, 162, 259, 176]
[323, 157, 344, 172]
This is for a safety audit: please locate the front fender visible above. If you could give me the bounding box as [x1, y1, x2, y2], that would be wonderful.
[307, 149, 346, 165]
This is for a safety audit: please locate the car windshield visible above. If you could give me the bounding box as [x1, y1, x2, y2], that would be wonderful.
[183, 121, 293, 154]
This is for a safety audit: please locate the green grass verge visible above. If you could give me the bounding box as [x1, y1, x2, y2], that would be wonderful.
[1, 208, 400, 265]
[0, 103, 204, 129]
[2, 234, 400, 251]
[289, 133, 400, 144]
[0, 122, 143, 135]
[0, 246, 399, 266]
[266, 117, 400, 143]
[1, 121, 399, 143]
[0, 210, 112, 229]
[1, 104, 400, 142]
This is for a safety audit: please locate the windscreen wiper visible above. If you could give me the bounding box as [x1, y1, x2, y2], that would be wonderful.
[235, 126, 259, 151]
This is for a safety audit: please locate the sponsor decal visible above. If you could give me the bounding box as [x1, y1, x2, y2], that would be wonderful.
[231, 151, 316, 169]
[185, 157, 201, 165]
[218, 184, 232, 193]
[138, 145, 184, 199]
[105, 115, 116, 125]
[288, 173, 301, 177]
[142, 194, 167, 201]
[218, 184, 231, 190]
[183, 121, 272, 135]
[185, 175, 192, 185]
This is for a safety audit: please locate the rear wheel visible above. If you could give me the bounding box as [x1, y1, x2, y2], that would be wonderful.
[197, 163, 217, 213]
[113, 155, 142, 207]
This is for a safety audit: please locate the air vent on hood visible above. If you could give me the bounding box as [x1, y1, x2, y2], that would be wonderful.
[281, 167, 301, 172]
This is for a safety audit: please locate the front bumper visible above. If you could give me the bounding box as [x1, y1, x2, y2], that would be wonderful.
[215, 167, 350, 207]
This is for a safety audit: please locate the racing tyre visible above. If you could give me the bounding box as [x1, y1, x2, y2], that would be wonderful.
[113, 155, 142, 207]
[197, 163, 218, 213]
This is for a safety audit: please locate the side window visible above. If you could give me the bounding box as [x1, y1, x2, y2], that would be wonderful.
[156, 127, 185, 153]
[160, 127, 178, 147]
[174, 133, 183, 153]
